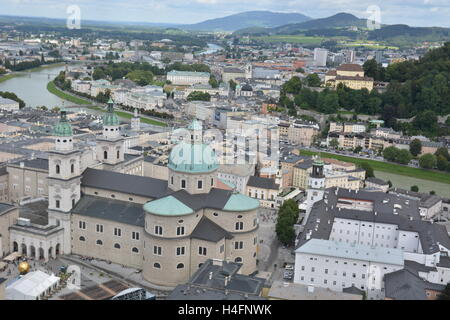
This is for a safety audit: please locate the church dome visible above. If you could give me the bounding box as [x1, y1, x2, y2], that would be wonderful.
[168, 141, 218, 174]
[53, 111, 73, 137]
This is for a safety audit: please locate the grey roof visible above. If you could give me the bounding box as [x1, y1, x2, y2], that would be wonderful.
[247, 176, 279, 190]
[366, 177, 389, 186]
[384, 268, 445, 300]
[343, 286, 365, 296]
[72, 195, 144, 227]
[9, 157, 49, 171]
[0, 202, 15, 215]
[437, 256, 450, 268]
[294, 159, 314, 170]
[81, 168, 168, 199]
[404, 260, 437, 274]
[297, 187, 450, 254]
[169, 188, 233, 212]
[191, 217, 233, 242]
[167, 284, 266, 300]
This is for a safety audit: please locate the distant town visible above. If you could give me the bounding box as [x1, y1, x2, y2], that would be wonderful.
[0, 6, 449, 303]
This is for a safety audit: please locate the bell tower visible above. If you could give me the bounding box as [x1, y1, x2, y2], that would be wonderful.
[47, 111, 82, 254]
[96, 98, 125, 171]
[304, 159, 325, 224]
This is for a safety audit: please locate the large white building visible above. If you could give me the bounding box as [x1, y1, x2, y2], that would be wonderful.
[314, 48, 328, 67]
[0, 97, 20, 111]
[295, 186, 450, 299]
[166, 70, 210, 86]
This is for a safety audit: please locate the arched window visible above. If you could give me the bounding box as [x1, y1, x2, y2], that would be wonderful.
[153, 263, 161, 269]
[181, 179, 186, 189]
[71, 164, 74, 173]
[79, 236, 85, 242]
[114, 243, 121, 249]
[235, 222, 244, 230]
[198, 263, 203, 268]
[104, 151, 108, 160]
[56, 165, 60, 174]
[117, 150, 120, 159]
[176, 263, 184, 269]
[234, 257, 242, 263]
[96, 240, 103, 245]
[132, 247, 139, 253]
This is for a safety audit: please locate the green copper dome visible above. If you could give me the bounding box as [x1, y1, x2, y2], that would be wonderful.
[188, 119, 202, 131]
[168, 141, 219, 173]
[103, 99, 120, 126]
[143, 196, 194, 216]
[53, 111, 73, 137]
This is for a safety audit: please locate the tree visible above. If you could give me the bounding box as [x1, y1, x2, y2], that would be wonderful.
[329, 138, 339, 149]
[276, 199, 300, 246]
[383, 146, 399, 162]
[409, 139, 422, 157]
[125, 70, 154, 86]
[282, 76, 302, 94]
[395, 149, 412, 165]
[305, 73, 321, 87]
[229, 79, 237, 91]
[410, 185, 419, 192]
[436, 155, 448, 171]
[359, 162, 374, 178]
[419, 153, 437, 169]
[435, 147, 450, 160]
[387, 180, 393, 188]
[353, 146, 363, 154]
[187, 91, 211, 102]
[209, 75, 219, 88]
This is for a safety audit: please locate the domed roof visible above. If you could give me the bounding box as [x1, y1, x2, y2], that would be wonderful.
[223, 193, 259, 212]
[143, 195, 194, 216]
[53, 111, 73, 137]
[168, 141, 218, 173]
[103, 99, 120, 126]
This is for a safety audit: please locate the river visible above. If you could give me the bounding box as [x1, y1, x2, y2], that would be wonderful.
[198, 43, 223, 55]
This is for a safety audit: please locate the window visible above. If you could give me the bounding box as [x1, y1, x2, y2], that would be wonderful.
[220, 245, 224, 253]
[153, 263, 161, 269]
[132, 231, 140, 240]
[213, 212, 218, 217]
[117, 150, 120, 159]
[198, 247, 207, 256]
[234, 257, 242, 263]
[176, 226, 185, 236]
[171, 176, 174, 185]
[181, 179, 186, 189]
[235, 222, 244, 231]
[153, 246, 162, 255]
[114, 243, 121, 249]
[79, 236, 85, 241]
[96, 240, 103, 246]
[56, 165, 60, 174]
[176, 263, 184, 269]
[154, 226, 163, 235]
[114, 228, 122, 237]
[176, 247, 185, 256]
[55, 200, 60, 209]
[234, 241, 244, 250]
[71, 164, 74, 173]
[211, 178, 214, 186]
[96, 224, 103, 233]
[197, 180, 203, 189]
[72, 199, 75, 207]
[104, 151, 108, 160]
[132, 247, 139, 253]
[79, 221, 86, 230]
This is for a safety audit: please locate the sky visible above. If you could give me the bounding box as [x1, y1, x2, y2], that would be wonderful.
[1, 0, 449, 27]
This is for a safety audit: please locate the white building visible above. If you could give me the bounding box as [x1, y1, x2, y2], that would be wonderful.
[0, 97, 20, 111]
[167, 70, 210, 86]
[6, 270, 60, 300]
[314, 48, 328, 67]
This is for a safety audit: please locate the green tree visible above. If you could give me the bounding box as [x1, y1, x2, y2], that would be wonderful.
[282, 76, 302, 94]
[383, 146, 399, 162]
[435, 147, 450, 160]
[410, 185, 419, 192]
[229, 79, 237, 91]
[409, 139, 422, 157]
[329, 138, 339, 149]
[305, 73, 321, 87]
[187, 91, 211, 102]
[419, 153, 437, 169]
[359, 162, 374, 178]
[92, 68, 106, 80]
[276, 199, 299, 245]
[395, 149, 412, 165]
[209, 75, 219, 88]
[125, 70, 154, 86]
[436, 155, 448, 171]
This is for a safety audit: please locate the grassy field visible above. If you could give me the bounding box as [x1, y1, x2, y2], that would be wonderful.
[251, 35, 326, 44]
[300, 150, 450, 185]
[47, 81, 92, 105]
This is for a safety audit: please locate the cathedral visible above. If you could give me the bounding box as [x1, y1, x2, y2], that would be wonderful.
[7, 101, 260, 287]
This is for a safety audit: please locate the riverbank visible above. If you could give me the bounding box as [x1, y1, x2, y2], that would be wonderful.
[299, 149, 450, 185]
[0, 62, 66, 84]
[46, 81, 92, 105]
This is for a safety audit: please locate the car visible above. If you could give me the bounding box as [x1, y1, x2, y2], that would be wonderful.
[283, 271, 293, 280]
[285, 264, 294, 271]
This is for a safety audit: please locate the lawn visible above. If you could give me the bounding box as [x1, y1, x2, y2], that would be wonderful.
[299, 150, 450, 185]
[47, 81, 92, 105]
[251, 35, 327, 45]
[0, 74, 19, 83]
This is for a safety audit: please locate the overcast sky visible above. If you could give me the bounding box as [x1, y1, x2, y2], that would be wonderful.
[1, 0, 449, 27]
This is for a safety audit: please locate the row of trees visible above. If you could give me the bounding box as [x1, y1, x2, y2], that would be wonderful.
[276, 199, 299, 245]
[0, 91, 25, 109]
[383, 146, 413, 165]
[187, 91, 211, 102]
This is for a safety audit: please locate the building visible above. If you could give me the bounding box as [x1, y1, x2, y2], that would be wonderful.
[267, 281, 363, 300]
[221, 67, 246, 83]
[0, 203, 19, 257]
[365, 177, 390, 193]
[246, 176, 280, 208]
[217, 163, 255, 194]
[287, 120, 320, 147]
[167, 70, 210, 86]
[295, 187, 450, 299]
[167, 259, 266, 300]
[314, 48, 328, 67]
[0, 97, 20, 112]
[5, 270, 60, 300]
[325, 64, 374, 91]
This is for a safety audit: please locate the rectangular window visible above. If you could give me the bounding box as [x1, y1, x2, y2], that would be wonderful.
[96, 224, 103, 233]
[153, 246, 162, 255]
[181, 180, 186, 189]
[114, 228, 122, 237]
[198, 247, 207, 256]
[155, 226, 163, 235]
[132, 231, 140, 240]
[79, 221, 86, 230]
[197, 180, 203, 189]
[234, 241, 244, 250]
[176, 247, 185, 256]
[176, 226, 185, 236]
[56, 200, 60, 209]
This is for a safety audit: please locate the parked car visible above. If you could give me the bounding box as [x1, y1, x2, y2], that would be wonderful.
[283, 271, 294, 280]
[285, 264, 294, 271]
